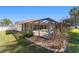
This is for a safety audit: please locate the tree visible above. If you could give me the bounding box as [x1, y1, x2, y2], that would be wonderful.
[69, 7, 79, 28]
[2, 18, 12, 26]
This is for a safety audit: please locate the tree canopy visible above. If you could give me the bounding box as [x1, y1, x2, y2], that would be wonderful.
[69, 7, 79, 17]
[69, 7, 79, 28]
[2, 18, 12, 26]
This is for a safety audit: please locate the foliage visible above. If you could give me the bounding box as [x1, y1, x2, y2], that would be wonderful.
[2, 18, 12, 26]
[63, 18, 74, 25]
[69, 7, 79, 16]
[69, 7, 79, 28]
[21, 30, 33, 38]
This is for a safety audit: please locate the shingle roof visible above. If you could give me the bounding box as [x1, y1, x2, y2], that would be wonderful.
[18, 18, 58, 25]
[21, 19, 35, 24]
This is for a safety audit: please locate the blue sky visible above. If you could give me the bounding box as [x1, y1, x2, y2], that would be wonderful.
[0, 6, 74, 23]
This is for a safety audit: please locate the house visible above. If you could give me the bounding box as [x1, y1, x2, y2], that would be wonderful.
[21, 18, 57, 31]
[21, 19, 35, 32]
[21, 18, 58, 39]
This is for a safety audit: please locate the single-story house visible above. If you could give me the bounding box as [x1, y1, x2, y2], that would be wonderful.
[21, 18, 58, 39]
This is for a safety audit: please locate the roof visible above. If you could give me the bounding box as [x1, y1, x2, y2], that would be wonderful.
[20, 17, 58, 25]
[29, 17, 58, 24]
[21, 19, 35, 24]
[38, 17, 58, 23]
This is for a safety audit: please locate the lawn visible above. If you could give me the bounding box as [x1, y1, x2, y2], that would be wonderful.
[0, 29, 79, 53]
[0, 31, 51, 53]
[67, 29, 79, 53]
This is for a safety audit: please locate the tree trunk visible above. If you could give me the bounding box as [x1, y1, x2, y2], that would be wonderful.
[74, 16, 77, 28]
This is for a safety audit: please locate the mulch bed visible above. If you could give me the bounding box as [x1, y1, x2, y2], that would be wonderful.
[26, 36, 66, 52]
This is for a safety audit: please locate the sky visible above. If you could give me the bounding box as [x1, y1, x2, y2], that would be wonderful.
[0, 6, 74, 23]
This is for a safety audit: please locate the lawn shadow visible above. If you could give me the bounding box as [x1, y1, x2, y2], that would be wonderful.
[0, 42, 51, 53]
[0, 43, 23, 53]
[68, 32, 79, 45]
[66, 45, 79, 53]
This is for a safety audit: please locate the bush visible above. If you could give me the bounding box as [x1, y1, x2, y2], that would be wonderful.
[21, 30, 33, 38]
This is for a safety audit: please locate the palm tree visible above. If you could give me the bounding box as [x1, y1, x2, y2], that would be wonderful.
[69, 7, 79, 28]
[2, 18, 12, 26]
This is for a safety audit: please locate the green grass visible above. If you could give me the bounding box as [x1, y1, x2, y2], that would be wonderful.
[69, 29, 79, 33]
[67, 28, 79, 53]
[0, 30, 51, 53]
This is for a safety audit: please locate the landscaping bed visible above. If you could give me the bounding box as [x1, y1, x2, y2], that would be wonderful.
[25, 36, 67, 52]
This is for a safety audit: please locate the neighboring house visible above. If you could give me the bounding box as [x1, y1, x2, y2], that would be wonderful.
[69, 24, 79, 28]
[0, 21, 3, 27]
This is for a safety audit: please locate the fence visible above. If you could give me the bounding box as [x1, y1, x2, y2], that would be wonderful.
[0, 26, 13, 31]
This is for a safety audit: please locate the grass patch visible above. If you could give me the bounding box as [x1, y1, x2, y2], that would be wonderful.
[67, 28, 79, 53]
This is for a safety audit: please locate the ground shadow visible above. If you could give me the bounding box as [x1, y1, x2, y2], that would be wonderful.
[68, 32, 79, 44]
[66, 45, 79, 53]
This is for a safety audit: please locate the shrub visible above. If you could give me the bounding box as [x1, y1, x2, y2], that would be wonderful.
[21, 30, 33, 38]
